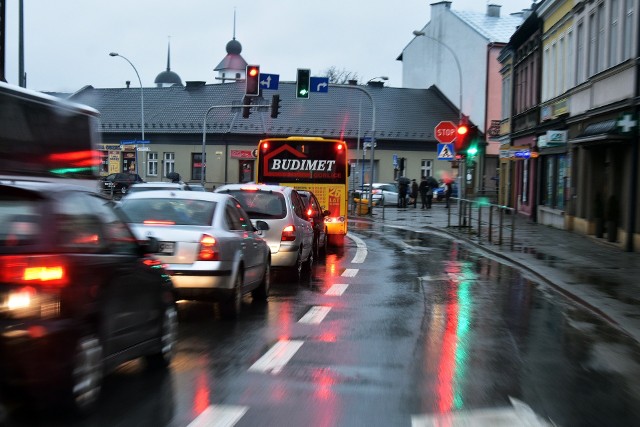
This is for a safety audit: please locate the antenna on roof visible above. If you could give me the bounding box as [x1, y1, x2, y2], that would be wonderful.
[233, 7, 237, 40]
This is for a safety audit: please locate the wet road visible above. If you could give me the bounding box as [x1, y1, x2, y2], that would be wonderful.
[4, 221, 640, 426]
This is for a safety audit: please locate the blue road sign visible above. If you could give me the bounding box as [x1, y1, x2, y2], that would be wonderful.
[437, 143, 455, 160]
[259, 73, 279, 90]
[393, 154, 398, 167]
[310, 77, 329, 93]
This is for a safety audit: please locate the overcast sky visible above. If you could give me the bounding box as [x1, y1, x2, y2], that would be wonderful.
[4, 0, 534, 92]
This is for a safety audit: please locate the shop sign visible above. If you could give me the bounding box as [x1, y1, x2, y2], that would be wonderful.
[231, 150, 255, 159]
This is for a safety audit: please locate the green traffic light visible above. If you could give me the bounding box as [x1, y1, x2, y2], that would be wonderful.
[299, 89, 308, 96]
[467, 145, 478, 156]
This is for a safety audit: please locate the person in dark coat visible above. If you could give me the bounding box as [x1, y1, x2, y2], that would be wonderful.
[398, 177, 409, 208]
[410, 179, 419, 208]
[419, 177, 429, 209]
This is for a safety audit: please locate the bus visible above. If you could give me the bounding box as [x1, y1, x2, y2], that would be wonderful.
[0, 81, 101, 186]
[255, 136, 349, 246]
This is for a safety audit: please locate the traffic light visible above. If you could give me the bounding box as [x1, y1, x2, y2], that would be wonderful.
[242, 96, 252, 118]
[245, 65, 260, 96]
[399, 157, 405, 171]
[270, 94, 281, 119]
[454, 117, 469, 154]
[296, 68, 310, 99]
[465, 125, 479, 157]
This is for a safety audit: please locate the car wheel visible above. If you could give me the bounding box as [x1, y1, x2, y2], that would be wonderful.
[146, 304, 177, 369]
[221, 272, 242, 319]
[251, 260, 270, 301]
[63, 334, 103, 413]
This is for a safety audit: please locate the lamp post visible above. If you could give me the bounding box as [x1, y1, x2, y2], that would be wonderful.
[412, 30, 466, 206]
[109, 52, 145, 179]
[201, 105, 217, 187]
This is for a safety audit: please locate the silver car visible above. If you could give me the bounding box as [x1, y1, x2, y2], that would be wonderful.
[215, 184, 314, 280]
[117, 190, 271, 318]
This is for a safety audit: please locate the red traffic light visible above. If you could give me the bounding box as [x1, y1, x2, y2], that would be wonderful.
[457, 124, 468, 136]
[245, 65, 260, 96]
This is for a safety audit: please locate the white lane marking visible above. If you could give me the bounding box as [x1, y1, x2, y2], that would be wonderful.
[411, 398, 553, 427]
[248, 340, 304, 374]
[299, 306, 331, 324]
[187, 404, 248, 427]
[325, 283, 349, 296]
[347, 233, 367, 263]
[342, 268, 358, 277]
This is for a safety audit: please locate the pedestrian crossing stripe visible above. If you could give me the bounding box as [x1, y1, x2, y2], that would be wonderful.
[438, 143, 454, 160]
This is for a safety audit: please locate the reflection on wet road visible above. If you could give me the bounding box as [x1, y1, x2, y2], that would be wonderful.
[3, 222, 640, 426]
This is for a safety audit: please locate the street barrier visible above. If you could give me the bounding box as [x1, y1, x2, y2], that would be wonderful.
[446, 198, 517, 250]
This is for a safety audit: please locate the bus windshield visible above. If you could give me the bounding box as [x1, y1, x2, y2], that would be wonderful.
[0, 82, 101, 181]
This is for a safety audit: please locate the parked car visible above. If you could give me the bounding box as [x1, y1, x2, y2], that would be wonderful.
[215, 184, 314, 280]
[0, 180, 176, 412]
[435, 182, 459, 201]
[357, 183, 405, 207]
[116, 190, 271, 318]
[99, 172, 144, 195]
[297, 190, 330, 258]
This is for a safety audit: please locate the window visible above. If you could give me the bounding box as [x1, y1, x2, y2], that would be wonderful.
[163, 152, 175, 178]
[567, 30, 574, 88]
[589, 13, 597, 76]
[597, 3, 606, 72]
[99, 150, 109, 174]
[192, 153, 204, 181]
[86, 194, 138, 255]
[55, 193, 104, 253]
[420, 159, 433, 178]
[576, 22, 585, 83]
[610, 0, 619, 66]
[147, 152, 158, 176]
[239, 160, 253, 183]
[623, 0, 634, 60]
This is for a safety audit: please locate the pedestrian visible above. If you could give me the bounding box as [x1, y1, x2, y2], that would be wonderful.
[410, 179, 419, 208]
[419, 177, 429, 209]
[398, 177, 409, 208]
[426, 183, 434, 209]
[444, 180, 453, 208]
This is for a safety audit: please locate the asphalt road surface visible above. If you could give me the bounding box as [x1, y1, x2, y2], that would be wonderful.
[3, 221, 640, 427]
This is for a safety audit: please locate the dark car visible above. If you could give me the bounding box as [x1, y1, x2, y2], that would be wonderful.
[99, 172, 144, 195]
[297, 190, 330, 258]
[0, 180, 176, 413]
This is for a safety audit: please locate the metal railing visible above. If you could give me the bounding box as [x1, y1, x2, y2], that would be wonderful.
[446, 197, 517, 250]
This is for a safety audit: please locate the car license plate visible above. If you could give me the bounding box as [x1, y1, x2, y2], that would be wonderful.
[159, 241, 175, 255]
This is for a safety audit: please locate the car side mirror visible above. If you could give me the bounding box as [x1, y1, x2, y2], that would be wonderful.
[254, 220, 270, 231]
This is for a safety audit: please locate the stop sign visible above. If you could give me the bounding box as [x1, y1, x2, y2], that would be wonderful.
[434, 121, 457, 143]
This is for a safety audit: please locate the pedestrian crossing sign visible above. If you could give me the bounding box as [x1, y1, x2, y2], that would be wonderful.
[437, 143, 455, 160]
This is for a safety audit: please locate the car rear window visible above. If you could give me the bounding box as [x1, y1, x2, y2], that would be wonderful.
[119, 198, 216, 226]
[224, 190, 286, 219]
[0, 196, 43, 247]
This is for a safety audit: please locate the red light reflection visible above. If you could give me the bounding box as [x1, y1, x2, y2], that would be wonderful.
[193, 372, 210, 416]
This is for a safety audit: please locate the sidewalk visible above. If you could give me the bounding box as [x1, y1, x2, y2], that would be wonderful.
[359, 201, 640, 344]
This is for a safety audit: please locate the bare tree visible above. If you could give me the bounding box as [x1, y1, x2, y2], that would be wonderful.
[323, 66, 360, 84]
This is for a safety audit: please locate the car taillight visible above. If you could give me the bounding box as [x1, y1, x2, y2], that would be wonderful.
[0, 255, 68, 287]
[143, 220, 176, 225]
[198, 234, 219, 261]
[281, 225, 296, 242]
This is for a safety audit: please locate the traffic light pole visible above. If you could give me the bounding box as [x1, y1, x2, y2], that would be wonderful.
[331, 84, 376, 216]
[201, 102, 269, 186]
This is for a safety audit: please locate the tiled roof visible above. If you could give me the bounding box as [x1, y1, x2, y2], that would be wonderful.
[453, 10, 524, 43]
[68, 82, 460, 143]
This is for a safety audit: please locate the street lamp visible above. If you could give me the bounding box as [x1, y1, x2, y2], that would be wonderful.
[412, 30, 465, 205]
[109, 52, 145, 178]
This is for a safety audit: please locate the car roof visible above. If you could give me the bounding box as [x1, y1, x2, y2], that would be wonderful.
[0, 178, 98, 195]
[215, 183, 293, 194]
[119, 189, 233, 202]
[130, 182, 184, 188]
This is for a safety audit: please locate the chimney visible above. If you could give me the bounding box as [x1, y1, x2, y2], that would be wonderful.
[487, 4, 501, 18]
[126, 80, 131, 88]
[185, 81, 206, 90]
[348, 79, 358, 85]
